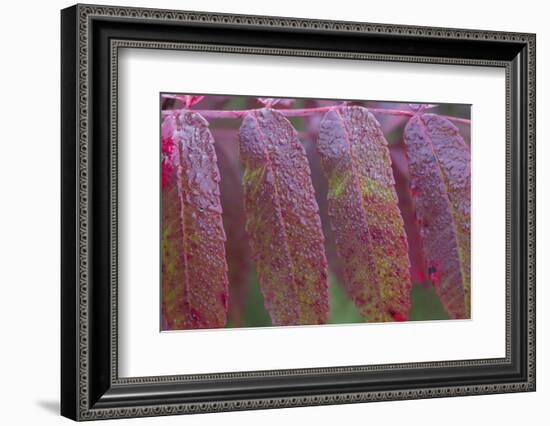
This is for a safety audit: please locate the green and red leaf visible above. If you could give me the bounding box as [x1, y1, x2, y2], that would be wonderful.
[403, 113, 471, 319]
[161, 111, 229, 330]
[239, 108, 329, 326]
[317, 106, 412, 322]
[303, 101, 347, 287]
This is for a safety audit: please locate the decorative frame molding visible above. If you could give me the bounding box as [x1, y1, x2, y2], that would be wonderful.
[61, 3, 535, 421]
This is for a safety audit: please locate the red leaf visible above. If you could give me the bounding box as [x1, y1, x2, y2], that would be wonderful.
[302, 100, 347, 287]
[213, 131, 252, 326]
[317, 106, 412, 322]
[161, 112, 229, 330]
[403, 113, 470, 319]
[239, 108, 329, 326]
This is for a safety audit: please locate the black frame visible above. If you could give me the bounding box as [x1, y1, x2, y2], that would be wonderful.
[61, 4, 536, 421]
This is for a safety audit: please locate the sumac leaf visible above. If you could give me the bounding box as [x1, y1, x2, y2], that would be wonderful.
[403, 113, 470, 319]
[213, 134, 252, 326]
[239, 108, 329, 326]
[161, 111, 229, 330]
[318, 106, 412, 322]
[303, 100, 347, 287]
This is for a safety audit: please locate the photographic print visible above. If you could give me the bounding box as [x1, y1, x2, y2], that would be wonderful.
[160, 94, 471, 331]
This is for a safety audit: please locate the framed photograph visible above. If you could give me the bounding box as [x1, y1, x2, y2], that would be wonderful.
[61, 4, 536, 421]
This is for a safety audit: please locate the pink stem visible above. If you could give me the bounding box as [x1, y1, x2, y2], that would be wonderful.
[161, 105, 471, 125]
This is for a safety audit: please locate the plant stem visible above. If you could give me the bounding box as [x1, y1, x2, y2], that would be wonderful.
[161, 105, 471, 125]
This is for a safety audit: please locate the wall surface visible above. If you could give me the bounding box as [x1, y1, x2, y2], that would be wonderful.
[0, 0, 546, 424]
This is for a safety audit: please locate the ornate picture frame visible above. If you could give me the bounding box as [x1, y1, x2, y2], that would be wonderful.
[61, 4, 535, 420]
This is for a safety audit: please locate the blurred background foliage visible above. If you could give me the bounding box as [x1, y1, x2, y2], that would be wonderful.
[163, 94, 470, 328]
